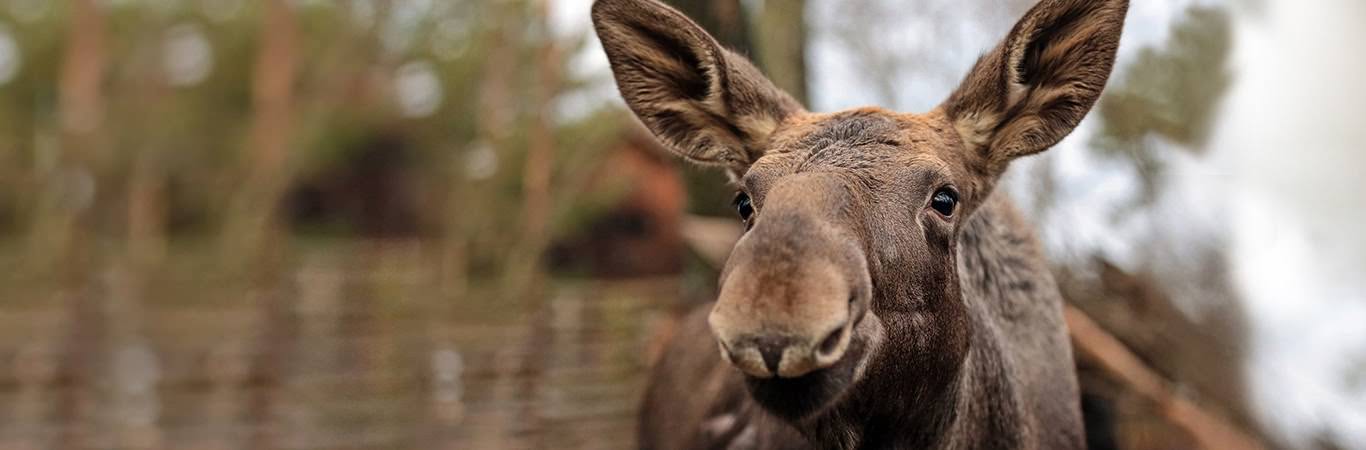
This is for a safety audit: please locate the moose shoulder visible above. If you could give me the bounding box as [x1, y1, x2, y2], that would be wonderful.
[591, 0, 1129, 448]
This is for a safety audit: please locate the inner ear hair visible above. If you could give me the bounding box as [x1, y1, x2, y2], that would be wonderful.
[592, 0, 803, 172]
[945, 0, 1128, 176]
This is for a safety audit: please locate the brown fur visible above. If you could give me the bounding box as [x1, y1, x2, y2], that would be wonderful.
[593, 0, 1129, 448]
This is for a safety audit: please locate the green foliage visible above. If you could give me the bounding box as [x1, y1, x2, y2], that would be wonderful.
[0, 1, 630, 282]
[1091, 6, 1233, 199]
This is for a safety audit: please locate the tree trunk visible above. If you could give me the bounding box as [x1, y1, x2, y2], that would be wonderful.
[502, 0, 563, 298]
[235, 2, 299, 449]
[756, 0, 808, 104]
[226, 0, 298, 261]
[52, 1, 106, 447]
[665, 0, 755, 55]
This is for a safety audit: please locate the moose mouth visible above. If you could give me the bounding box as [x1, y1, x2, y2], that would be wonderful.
[742, 337, 866, 421]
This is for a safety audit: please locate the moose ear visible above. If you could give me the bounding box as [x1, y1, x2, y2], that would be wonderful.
[592, 0, 803, 172]
[944, 0, 1128, 176]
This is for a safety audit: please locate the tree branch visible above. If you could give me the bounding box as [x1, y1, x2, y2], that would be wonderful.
[1063, 304, 1265, 450]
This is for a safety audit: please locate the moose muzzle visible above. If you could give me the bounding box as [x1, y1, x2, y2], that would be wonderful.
[708, 175, 871, 379]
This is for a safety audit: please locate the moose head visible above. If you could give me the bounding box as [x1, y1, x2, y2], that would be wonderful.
[593, 0, 1126, 422]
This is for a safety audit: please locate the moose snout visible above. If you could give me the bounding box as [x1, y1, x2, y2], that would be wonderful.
[708, 175, 871, 379]
[714, 318, 852, 378]
[710, 258, 865, 379]
[710, 250, 868, 377]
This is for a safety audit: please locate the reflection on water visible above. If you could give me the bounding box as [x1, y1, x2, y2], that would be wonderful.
[0, 240, 685, 449]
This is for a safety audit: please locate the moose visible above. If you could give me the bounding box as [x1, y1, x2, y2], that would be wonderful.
[592, 0, 1128, 447]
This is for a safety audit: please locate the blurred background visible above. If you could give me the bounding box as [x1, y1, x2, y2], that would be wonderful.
[0, 0, 1362, 449]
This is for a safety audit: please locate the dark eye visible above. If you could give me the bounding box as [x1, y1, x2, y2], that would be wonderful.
[930, 188, 958, 217]
[734, 192, 755, 227]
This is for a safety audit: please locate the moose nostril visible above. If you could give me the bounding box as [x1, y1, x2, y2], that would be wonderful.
[757, 341, 785, 374]
[818, 326, 845, 358]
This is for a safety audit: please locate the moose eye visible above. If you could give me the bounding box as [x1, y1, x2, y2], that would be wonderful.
[930, 188, 958, 217]
[734, 192, 755, 227]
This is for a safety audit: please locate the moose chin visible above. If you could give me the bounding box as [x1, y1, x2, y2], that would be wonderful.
[740, 331, 869, 422]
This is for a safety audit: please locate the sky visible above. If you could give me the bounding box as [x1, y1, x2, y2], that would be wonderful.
[552, 0, 1366, 446]
[1211, 0, 1366, 444]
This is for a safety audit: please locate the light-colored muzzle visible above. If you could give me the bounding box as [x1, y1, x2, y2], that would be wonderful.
[707, 175, 871, 378]
[710, 259, 858, 378]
